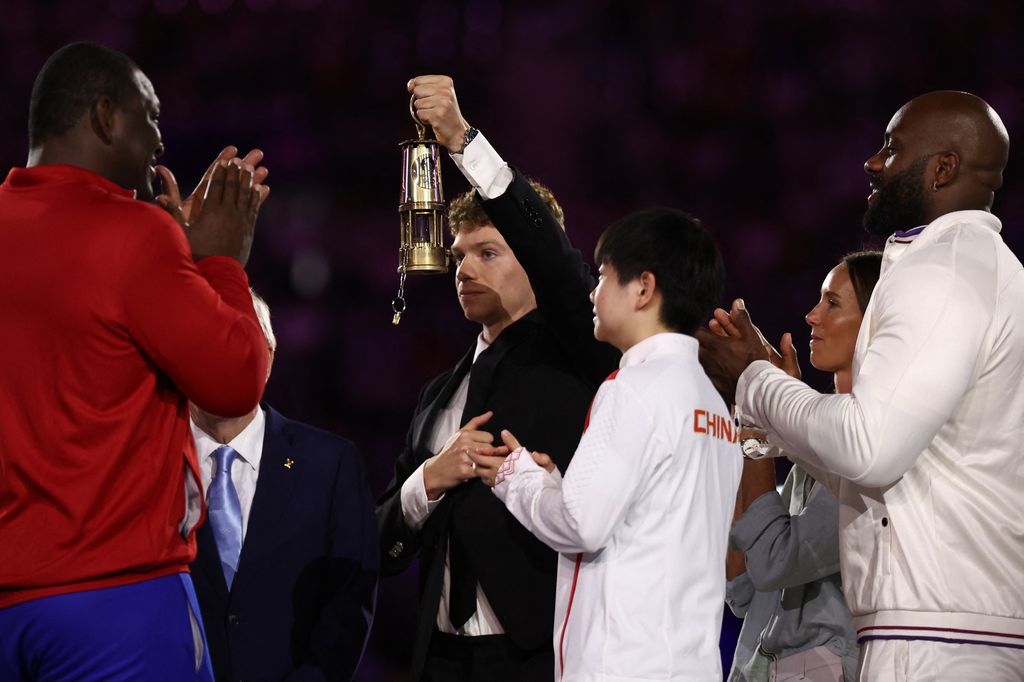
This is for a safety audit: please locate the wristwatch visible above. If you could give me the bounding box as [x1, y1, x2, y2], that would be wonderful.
[741, 437, 773, 459]
[461, 126, 479, 153]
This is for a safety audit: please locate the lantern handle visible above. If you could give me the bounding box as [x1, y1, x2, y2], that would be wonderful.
[409, 94, 428, 140]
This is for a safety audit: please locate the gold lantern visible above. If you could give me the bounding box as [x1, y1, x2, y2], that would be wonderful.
[393, 95, 449, 325]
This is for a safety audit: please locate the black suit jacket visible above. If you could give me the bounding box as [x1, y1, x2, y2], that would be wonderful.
[191, 404, 379, 682]
[376, 172, 620, 679]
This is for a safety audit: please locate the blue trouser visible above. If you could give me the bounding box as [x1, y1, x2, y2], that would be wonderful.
[0, 572, 214, 682]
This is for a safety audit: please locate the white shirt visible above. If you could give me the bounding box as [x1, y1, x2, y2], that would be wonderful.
[494, 334, 743, 681]
[191, 408, 265, 542]
[737, 210, 1024, 647]
[400, 335, 507, 635]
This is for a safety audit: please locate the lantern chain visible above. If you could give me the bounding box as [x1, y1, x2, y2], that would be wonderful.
[391, 247, 409, 325]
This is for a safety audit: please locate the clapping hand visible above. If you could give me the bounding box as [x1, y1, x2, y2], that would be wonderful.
[709, 302, 801, 381]
[155, 146, 269, 228]
[697, 299, 802, 404]
[154, 146, 270, 266]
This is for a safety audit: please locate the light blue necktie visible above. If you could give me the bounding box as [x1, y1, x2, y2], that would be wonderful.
[208, 445, 243, 590]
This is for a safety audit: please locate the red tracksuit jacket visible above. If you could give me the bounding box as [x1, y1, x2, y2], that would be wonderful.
[0, 164, 268, 608]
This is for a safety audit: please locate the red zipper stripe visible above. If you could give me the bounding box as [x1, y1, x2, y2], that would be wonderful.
[560, 370, 618, 677]
[584, 370, 620, 431]
[559, 553, 583, 679]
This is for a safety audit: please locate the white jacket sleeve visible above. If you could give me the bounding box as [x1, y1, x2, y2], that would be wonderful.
[493, 380, 655, 554]
[738, 228, 995, 488]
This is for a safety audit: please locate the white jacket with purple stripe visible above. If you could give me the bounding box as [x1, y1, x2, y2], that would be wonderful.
[738, 210, 1024, 650]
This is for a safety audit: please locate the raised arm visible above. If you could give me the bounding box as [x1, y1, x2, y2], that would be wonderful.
[121, 160, 269, 417]
[738, 230, 995, 487]
[479, 173, 618, 384]
[409, 75, 619, 384]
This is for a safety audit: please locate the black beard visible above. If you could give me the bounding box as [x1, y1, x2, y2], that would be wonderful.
[862, 156, 929, 236]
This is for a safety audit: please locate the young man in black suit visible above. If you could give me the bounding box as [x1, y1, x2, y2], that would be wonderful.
[376, 75, 619, 681]
[190, 292, 378, 682]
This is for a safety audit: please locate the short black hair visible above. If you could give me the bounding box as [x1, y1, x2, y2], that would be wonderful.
[594, 208, 725, 335]
[29, 42, 139, 147]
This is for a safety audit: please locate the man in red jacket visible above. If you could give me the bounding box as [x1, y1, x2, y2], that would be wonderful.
[0, 42, 270, 681]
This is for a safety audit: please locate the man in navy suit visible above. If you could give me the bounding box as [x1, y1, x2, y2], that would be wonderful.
[190, 291, 378, 682]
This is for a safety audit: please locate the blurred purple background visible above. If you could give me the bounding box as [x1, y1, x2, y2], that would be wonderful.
[3, 1, 1023, 678]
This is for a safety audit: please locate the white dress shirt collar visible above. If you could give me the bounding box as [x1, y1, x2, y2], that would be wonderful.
[191, 407, 267, 475]
[472, 332, 491, 363]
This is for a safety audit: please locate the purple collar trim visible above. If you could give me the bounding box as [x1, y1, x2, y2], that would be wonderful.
[893, 225, 927, 239]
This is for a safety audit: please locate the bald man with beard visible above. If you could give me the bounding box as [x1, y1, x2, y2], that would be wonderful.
[698, 91, 1024, 680]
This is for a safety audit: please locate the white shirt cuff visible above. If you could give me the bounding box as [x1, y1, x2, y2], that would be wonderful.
[400, 461, 443, 531]
[450, 132, 514, 200]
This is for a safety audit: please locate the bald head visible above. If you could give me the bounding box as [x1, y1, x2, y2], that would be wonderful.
[897, 90, 1009, 192]
[863, 91, 1010, 234]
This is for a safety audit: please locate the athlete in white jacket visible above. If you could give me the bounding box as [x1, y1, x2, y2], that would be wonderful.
[472, 209, 743, 681]
[698, 91, 1024, 679]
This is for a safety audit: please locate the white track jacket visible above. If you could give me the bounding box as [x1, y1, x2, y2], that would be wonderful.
[737, 210, 1024, 650]
[494, 333, 743, 681]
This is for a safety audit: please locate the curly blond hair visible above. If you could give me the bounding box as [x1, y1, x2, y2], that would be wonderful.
[448, 178, 565, 235]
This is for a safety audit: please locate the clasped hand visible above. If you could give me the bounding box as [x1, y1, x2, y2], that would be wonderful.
[469, 429, 556, 489]
[422, 411, 509, 500]
[423, 413, 558, 495]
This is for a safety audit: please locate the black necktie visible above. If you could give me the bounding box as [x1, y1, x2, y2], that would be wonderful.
[447, 528, 477, 629]
[447, 341, 503, 629]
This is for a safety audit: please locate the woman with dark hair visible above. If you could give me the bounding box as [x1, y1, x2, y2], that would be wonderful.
[725, 251, 883, 682]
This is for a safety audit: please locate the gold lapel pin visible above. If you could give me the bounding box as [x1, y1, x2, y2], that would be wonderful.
[284, 458, 294, 470]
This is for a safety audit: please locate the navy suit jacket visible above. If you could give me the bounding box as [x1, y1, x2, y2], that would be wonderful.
[191, 404, 378, 682]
